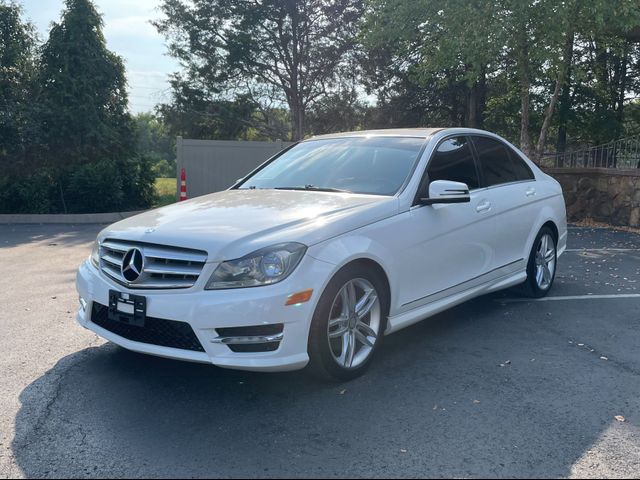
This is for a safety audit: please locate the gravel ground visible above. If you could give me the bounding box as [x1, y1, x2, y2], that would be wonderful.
[0, 224, 639, 478]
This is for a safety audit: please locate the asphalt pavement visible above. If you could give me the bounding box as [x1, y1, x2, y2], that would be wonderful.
[0, 224, 639, 478]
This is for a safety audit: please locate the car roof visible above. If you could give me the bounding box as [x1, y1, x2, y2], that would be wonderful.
[307, 128, 446, 140]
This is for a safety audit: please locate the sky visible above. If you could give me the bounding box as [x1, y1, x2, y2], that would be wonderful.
[19, 0, 178, 113]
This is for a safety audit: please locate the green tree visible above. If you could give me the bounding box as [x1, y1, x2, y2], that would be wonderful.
[156, 0, 363, 141]
[361, 0, 640, 159]
[0, 1, 37, 169]
[361, 0, 499, 130]
[133, 112, 175, 177]
[156, 85, 287, 141]
[33, 0, 156, 213]
[37, 0, 134, 172]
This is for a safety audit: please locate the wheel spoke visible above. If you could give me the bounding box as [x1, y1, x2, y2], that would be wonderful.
[354, 328, 374, 348]
[329, 315, 347, 328]
[357, 321, 377, 338]
[536, 265, 544, 285]
[346, 281, 357, 315]
[545, 249, 555, 263]
[328, 318, 349, 339]
[344, 331, 356, 367]
[339, 288, 350, 317]
[355, 289, 377, 320]
[543, 265, 552, 284]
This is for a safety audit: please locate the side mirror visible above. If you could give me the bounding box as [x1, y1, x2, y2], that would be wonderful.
[421, 180, 471, 205]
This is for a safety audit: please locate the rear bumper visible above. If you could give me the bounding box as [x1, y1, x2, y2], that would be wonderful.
[75, 254, 334, 372]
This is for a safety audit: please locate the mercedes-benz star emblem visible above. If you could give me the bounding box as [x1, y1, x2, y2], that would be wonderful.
[121, 248, 144, 283]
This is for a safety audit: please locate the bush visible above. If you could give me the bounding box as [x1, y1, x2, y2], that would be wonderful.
[0, 156, 157, 214]
[64, 159, 125, 213]
[118, 155, 157, 211]
[63, 156, 157, 213]
[151, 157, 176, 178]
[0, 171, 54, 214]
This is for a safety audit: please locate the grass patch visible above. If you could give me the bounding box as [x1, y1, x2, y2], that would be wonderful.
[154, 177, 176, 207]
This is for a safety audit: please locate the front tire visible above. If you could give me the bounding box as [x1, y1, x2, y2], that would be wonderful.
[519, 226, 558, 298]
[308, 263, 389, 381]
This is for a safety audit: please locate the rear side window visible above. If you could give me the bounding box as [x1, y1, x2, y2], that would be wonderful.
[472, 136, 518, 187]
[509, 150, 535, 181]
[427, 137, 479, 189]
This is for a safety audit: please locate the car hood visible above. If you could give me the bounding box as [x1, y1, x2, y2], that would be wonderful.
[98, 189, 398, 261]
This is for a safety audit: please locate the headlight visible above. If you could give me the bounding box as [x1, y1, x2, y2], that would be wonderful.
[90, 240, 100, 268]
[205, 243, 306, 290]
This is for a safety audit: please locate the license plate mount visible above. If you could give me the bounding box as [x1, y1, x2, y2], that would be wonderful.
[108, 290, 146, 327]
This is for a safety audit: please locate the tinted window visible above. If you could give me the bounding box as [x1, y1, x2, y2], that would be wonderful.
[509, 150, 535, 181]
[427, 137, 479, 189]
[472, 136, 518, 186]
[238, 136, 425, 196]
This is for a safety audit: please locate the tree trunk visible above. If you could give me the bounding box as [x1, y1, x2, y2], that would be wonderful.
[466, 84, 476, 128]
[466, 67, 486, 129]
[614, 41, 629, 140]
[533, 30, 575, 162]
[289, 95, 305, 141]
[556, 80, 572, 158]
[476, 65, 487, 129]
[516, 31, 532, 157]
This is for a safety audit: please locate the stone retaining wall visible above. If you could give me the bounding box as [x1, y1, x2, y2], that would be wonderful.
[545, 168, 640, 227]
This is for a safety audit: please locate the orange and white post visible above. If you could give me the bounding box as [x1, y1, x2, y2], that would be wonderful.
[179, 167, 187, 201]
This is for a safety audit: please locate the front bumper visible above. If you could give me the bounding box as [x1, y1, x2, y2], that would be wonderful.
[75, 254, 334, 372]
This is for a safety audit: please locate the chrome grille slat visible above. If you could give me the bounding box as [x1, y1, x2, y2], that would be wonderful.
[99, 238, 207, 290]
[144, 263, 202, 276]
[100, 240, 129, 253]
[102, 263, 127, 283]
[101, 253, 123, 268]
[144, 248, 207, 264]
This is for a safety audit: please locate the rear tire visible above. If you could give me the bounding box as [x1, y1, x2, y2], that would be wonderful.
[307, 263, 389, 382]
[518, 226, 558, 298]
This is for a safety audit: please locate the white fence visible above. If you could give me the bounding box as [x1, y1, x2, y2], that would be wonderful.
[176, 138, 294, 198]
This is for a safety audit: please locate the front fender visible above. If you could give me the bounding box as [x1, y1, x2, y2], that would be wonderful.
[306, 234, 398, 312]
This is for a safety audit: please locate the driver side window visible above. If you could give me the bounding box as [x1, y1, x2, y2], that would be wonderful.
[427, 136, 479, 189]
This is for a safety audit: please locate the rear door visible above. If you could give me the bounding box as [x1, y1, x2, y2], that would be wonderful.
[471, 135, 537, 272]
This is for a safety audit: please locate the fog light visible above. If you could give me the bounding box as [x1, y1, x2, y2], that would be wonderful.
[79, 296, 87, 311]
[285, 289, 313, 306]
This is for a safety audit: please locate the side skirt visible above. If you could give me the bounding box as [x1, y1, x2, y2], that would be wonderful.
[385, 269, 526, 335]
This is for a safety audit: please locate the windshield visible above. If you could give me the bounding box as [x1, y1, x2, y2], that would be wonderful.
[237, 136, 425, 196]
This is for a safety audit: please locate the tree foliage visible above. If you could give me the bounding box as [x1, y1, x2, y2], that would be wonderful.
[155, 0, 363, 140]
[361, 0, 640, 157]
[134, 113, 176, 177]
[0, 1, 37, 171]
[0, 0, 156, 214]
[37, 0, 134, 170]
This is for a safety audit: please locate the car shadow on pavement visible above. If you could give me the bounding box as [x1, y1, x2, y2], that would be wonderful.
[11, 295, 638, 478]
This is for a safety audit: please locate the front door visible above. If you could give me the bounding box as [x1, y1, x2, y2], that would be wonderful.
[392, 136, 496, 312]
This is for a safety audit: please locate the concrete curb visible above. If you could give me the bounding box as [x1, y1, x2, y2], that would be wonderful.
[0, 210, 144, 225]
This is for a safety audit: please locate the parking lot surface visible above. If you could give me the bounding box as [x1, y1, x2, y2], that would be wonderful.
[1, 224, 639, 478]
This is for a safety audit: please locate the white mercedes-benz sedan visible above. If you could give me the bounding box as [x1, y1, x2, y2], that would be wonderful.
[76, 128, 567, 380]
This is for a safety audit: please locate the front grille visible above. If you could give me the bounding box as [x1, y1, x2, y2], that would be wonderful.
[91, 302, 205, 352]
[99, 238, 207, 289]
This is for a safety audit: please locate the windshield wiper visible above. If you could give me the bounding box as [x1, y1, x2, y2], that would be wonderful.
[274, 185, 353, 194]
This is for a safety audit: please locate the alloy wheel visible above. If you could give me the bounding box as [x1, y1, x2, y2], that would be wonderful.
[535, 233, 556, 290]
[327, 278, 381, 369]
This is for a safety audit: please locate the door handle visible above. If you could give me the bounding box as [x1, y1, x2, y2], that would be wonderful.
[525, 187, 536, 197]
[476, 200, 492, 213]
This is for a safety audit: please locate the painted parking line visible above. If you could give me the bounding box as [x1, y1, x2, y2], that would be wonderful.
[498, 294, 640, 303]
[564, 248, 640, 252]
